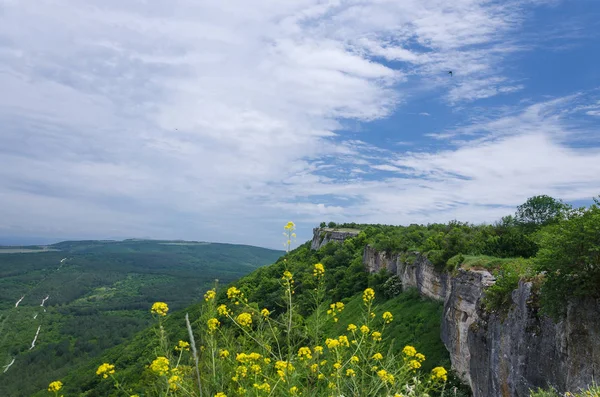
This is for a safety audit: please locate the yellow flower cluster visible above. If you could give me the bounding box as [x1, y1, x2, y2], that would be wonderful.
[338, 335, 350, 347]
[347, 323, 357, 332]
[253, 382, 271, 393]
[174, 340, 190, 352]
[282, 270, 293, 281]
[261, 308, 270, 317]
[297, 346, 312, 360]
[150, 357, 169, 376]
[275, 360, 294, 381]
[431, 366, 448, 382]
[408, 359, 421, 370]
[363, 288, 375, 303]
[372, 353, 383, 361]
[346, 368, 356, 377]
[236, 312, 252, 327]
[217, 304, 230, 316]
[372, 331, 382, 342]
[382, 311, 393, 323]
[236, 352, 262, 363]
[96, 363, 115, 379]
[151, 302, 169, 316]
[325, 338, 340, 349]
[377, 369, 395, 384]
[327, 301, 344, 322]
[360, 325, 370, 334]
[227, 287, 243, 304]
[219, 349, 230, 359]
[204, 289, 216, 301]
[48, 380, 63, 392]
[350, 355, 359, 364]
[168, 374, 181, 390]
[313, 263, 325, 278]
[215, 393, 227, 397]
[207, 318, 221, 332]
[289, 386, 299, 394]
[402, 345, 417, 357]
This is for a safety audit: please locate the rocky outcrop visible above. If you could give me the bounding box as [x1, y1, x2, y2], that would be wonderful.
[361, 245, 600, 397]
[310, 228, 360, 250]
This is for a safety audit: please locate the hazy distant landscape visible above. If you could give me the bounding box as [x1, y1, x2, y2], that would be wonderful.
[0, 240, 282, 396]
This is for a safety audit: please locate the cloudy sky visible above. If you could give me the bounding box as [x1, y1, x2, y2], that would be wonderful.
[1, 0, 599, 249]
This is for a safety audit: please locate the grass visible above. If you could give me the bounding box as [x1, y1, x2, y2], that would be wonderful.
[458, 255, 517, 272]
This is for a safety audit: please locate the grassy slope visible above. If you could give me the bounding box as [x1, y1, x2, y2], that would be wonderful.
[0, 240, 282, 397]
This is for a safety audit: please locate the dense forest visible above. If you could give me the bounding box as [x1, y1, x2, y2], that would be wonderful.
[0, 240, 282, 397]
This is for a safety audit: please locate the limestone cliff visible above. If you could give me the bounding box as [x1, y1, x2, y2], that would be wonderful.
[361, 244, 600, 396]
[310, 228, 360, 250]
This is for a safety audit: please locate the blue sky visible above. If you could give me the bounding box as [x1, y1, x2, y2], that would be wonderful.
[1, 0, 599, 249]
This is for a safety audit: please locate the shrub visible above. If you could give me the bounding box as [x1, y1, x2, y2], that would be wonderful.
[483, 258, 533, 313]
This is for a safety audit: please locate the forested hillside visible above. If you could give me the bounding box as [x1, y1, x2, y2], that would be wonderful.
[0, 240, 282, 397]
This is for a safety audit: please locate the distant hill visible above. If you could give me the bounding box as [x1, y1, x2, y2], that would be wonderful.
[0, 239, 282, 397]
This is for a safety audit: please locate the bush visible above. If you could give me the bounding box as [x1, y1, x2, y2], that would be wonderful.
[536, 200, 600, 317]
[483, 258, 533, 313]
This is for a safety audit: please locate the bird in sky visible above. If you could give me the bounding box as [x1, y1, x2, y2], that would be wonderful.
[448, 71, 453, 76]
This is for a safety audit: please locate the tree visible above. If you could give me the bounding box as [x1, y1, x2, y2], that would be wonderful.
[536, 200, 600, 317]
[327, 221, 337, 228]
[319, 222, 327, 228]
[515, 195, 570, 228]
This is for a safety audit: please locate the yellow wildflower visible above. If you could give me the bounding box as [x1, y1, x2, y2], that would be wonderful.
[382, 311, 393, 323]
[377, 369, 395, 384]
[282, 270, 293, 281]
[338, 335, 350, 347]
[149, 357, 169, 376]
[48, 381, 63, 392]
[219, 349, 230, 359]
[215, 393, 227, 397]
[298, 346, 312, 360]
[314, 345, 323, 354]
[371, 353, 383, 360]
[347, 323, 357, 332]
[402, 345, 417, 357]
[204, 289, 216, 301]
[431, 366, 448, 382]
[408, 359, 421, 370]
[250, 364, 261, 374]
[333, 362, 342, 370]
[290, 386, 299, 395]
[151, 302, 168, 316]
[236, 365, 248, 378]
[261, 308, 270, 317]
[175, 340, 190, 352]
[371, 331, 382, 342]
[318, 373, 325, 380]
[346, 368, 356, 377]
[217, 304, 229, 316]
[236, 312, 252, 327]
[236, 352, 262, 363]
[168, 375, 181, 391]
[253, 382, 271, 393]
[325, 338, 340, 349]
[370, 312, 376, 319]
[362, 288, 375, 303]
[313, 263, 325, 278]
[310, 363, 319, 373]
[360, 325, 370, 334]
[416, 353, 426, 362]
[207, 318, 220, 332]
[96, 363, 115, 378]
[227, 286, 242, 300]
[350, 355, 359, 364]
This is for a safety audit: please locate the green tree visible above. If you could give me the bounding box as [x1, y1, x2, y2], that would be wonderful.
[319, 222, 327, 228]
[515, 195, 570, 228]
[536, 199, 600, 317]
[327, 221, 337, 228]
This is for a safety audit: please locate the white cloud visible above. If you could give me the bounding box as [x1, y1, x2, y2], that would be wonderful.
[0, 0, 595, 248]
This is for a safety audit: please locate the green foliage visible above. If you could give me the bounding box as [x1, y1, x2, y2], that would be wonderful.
[529, 384, 600, 397]
[516, 195, 571, 230]
[483, 258, 534, 313]
[536, 201, 600, 317]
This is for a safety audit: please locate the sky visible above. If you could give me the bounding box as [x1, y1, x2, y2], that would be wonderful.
[1, 0, 599, 249]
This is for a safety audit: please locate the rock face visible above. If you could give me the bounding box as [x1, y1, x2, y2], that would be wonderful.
[361, 245, 600, 397]
[310, 228, 360, 250]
